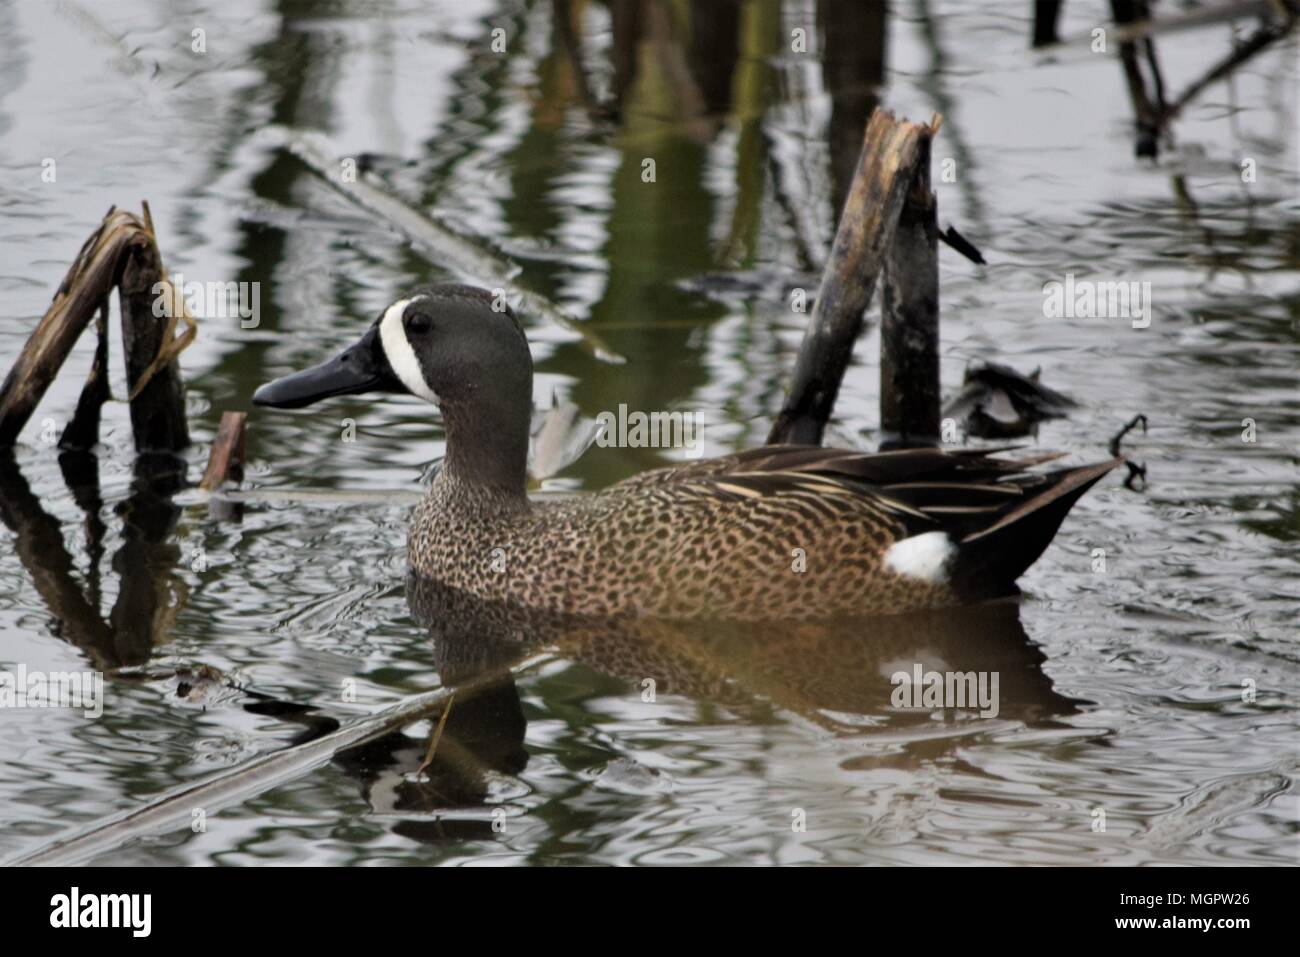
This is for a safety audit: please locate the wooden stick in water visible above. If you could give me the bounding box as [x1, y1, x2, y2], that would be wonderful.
[199, 411, 247, 491]
[119, 208, 192, 454]
[0, 204, 194, 454]
[767, 109, 934, 446]
[57, 301, 112, 452]
[880, 117, 942, 448]
[0, 209, 135, 447]
[276, 127, 625, 365]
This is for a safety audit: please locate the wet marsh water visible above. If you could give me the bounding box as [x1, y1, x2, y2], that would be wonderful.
[0, 0, 1297, 865]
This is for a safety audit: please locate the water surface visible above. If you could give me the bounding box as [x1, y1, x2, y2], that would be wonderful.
[0, 0, 1297, 865]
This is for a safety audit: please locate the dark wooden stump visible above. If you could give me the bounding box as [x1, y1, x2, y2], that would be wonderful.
[120, 232, 190, 453]
[767, 110, 938, 446]
[57, 301, 112, 452]
[879, 128, 940, 448]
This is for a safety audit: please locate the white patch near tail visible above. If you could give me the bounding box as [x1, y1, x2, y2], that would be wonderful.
[883, 531, 955, 583]
[379, 296, 439, 403]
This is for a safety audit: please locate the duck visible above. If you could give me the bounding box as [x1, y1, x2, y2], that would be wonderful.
[253, 283, 1121, 621]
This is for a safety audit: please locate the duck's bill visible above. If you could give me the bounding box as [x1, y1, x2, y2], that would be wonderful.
[252, 328, 400, 409]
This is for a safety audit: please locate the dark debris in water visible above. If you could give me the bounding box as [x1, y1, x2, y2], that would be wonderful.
[1109, 414, 1150, 491]
[942, 362, 1078, 438]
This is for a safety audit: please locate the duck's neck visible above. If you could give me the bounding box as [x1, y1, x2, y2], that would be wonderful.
[435, 391, 531, 510]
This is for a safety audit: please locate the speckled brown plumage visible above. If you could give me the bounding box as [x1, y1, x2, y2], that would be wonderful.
[409, 444, 1118, 620]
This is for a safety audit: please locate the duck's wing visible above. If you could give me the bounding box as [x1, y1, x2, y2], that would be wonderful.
[617, 443, 1060, 494]
[615, 444, 1122, 596]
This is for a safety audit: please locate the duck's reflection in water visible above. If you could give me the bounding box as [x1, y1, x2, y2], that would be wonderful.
[333, 573, 1081, 837]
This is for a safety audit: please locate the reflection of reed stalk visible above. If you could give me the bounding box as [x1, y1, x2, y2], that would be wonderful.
[417, 693, 457, 777]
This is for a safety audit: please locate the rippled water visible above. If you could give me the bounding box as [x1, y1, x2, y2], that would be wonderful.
[0, 0, 1297, 865]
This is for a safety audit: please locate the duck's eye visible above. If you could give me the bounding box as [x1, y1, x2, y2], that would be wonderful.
[405, 312, 432, 334]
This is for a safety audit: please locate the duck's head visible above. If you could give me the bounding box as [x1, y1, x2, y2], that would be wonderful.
[254, 283, 534, 492]
[253, 283, 532, 411]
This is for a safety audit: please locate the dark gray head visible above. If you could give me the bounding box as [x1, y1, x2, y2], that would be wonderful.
[253, 283, 534, 494]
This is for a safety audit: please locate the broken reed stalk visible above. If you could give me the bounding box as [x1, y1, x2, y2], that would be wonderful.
[199, 411, 246, 491]
[879, 124, 941, 447]
[0, 210, 134, 447]
[56, 301, 112, 451]
[767, 109, 938, 446]
[199, 410, 247, 521]
[0, 204, 193, 454]
[119, 214, 192, 453]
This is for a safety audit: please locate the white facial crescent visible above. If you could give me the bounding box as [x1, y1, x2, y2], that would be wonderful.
[379, 296, 439, 403]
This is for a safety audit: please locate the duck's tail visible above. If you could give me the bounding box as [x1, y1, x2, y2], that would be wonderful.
[948, 458, 1123, 598]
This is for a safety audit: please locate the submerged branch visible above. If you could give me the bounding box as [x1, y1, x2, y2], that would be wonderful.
[9, 654, 554, 866]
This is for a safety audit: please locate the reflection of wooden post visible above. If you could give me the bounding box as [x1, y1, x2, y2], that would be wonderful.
[109, 453, 186, 664]
[1032, 0, 1063, 47]
[880, 128, 940, 447]
[768, 110, 935, 446]
[0, 451, 114, 666]
[1110, 0, 1164, 158]
[0, 447, 188, 670]
[820, 0, 887, 223]
[608, 0, 645, 111]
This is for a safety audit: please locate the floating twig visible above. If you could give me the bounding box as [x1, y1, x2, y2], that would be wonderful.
[1108, 413, 1149, 489]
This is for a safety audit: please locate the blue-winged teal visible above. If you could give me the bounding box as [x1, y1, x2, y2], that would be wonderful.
[253, 283, 1120, 620]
